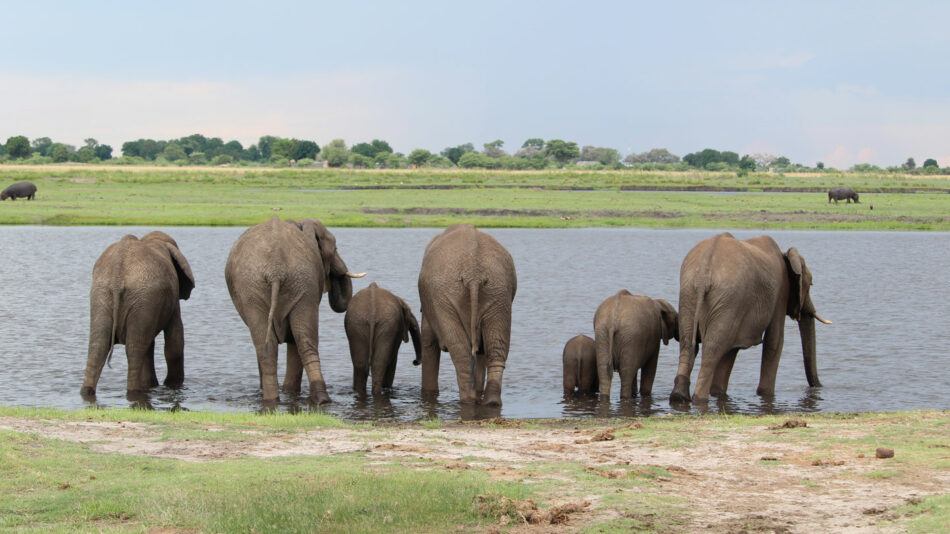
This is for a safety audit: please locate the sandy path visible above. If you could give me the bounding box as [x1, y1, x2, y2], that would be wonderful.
[2, 416, 946, 533]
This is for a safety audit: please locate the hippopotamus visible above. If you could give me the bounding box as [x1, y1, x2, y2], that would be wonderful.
[828, 186, 859, 204]
[1, 181, 37, 201]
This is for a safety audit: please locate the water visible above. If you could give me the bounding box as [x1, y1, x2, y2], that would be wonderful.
[0, 227, 947, 420]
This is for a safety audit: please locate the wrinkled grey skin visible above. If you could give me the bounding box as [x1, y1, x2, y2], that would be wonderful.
[1, 181, 37, 200]
[225, 216, 357, 405]
[344, 282, 422, 395]
[562, 334, 597, 396]
[594, 291, 678, 399]
[418, 224, 517, 406]
[81, 231, 195, 398]
[828, 186, 859, 204]
[670, 233, 830, 404]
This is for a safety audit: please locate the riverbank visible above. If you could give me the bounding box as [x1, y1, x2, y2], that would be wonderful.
[0, 166, 947, 230]
[1, 407, 946, 532]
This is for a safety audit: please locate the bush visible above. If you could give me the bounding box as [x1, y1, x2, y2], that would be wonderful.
[296, 158, 315, 167]
[212, 154, 234, 166]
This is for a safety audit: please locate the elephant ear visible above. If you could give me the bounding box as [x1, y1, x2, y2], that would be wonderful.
[784, 247, 806, 320]
[299, 218, 352, 312]
[162, 241, 195, 301]
[655, 299, 679, 345]
[399, 298, 422, 366]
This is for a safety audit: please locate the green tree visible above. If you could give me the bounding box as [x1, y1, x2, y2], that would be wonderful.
[84, 138, 98, 150]
[624, 148, 680, 164]
[94, 144, 113, 160]
[521, 138, 544, 150]
[221, 140, 244, 160]
[903, 157, 916, 170]
[923, 158, 938, 168]
[257, 135, 280, 160]
[162, 143, 187, 161]
[543, 139, 579, 164]
[738, 155, 755, 171]
[75, 146, 96, 163]
[483, 139, 506, 158]
[271, 138, 295, 160]
[408, 148, 432, 167]
[441, 143, 475, 164]
[321, 146, 349, 167]
[50, 143, 70, 162]
[774, 156, 791, 166]
[289, 140, 319, 161]
[350, 153, 373, 168]
[816, 161, 825, 170]
[351, 139, 391, 158]
[31, 137, 53, 156]
[6, 136, 31, 159]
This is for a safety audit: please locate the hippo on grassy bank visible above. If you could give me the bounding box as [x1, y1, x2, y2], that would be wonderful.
[1, 181, 37, 201]
[828, 186, 859, 204]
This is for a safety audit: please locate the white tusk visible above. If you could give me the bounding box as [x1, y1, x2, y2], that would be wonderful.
[345, 272, 366, 278]
[813, 313, 832, 325]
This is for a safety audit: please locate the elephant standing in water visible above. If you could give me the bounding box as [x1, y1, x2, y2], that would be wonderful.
[418, 224, 517, 406]
[562, 334, 597, 396]
[344, 282, 422, 395]
[670, 233, 832, 404]
[594, 290, 678, 399]
[225, 217, 363, 405]
[81, 231, 195, 398]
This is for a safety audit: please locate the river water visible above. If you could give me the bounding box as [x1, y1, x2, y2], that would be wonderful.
[0, 226, 947, 420]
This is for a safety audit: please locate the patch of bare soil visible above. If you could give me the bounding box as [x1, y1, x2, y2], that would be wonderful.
[1, 415, 946, 533]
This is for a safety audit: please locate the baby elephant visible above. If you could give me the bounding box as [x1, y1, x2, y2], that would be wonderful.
[562, 334, 598, 395]
[1, 181, 37, 200]
[594, 290, 678, 398]
[344, 283, 422, 395]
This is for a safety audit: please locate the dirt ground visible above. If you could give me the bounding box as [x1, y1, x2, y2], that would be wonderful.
[2, 415, 946, 533]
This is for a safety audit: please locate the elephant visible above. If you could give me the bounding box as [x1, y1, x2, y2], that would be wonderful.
[344, 282, 422, 395]
[594, 290, 678, 399]
[1, 181, 37, 200]
[562, 334, 597, 396]
[81, 231, 195, 398]
[828, 186, 859, 204]
[418, 224, 517, 406]
[669, 232, 832, 404]
[225, 216, 364, 405]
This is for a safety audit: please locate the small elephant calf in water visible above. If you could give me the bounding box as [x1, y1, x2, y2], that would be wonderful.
[344, 283, 421, 395]
[594, 290, 679, 399]
[563, 334, 598, 395]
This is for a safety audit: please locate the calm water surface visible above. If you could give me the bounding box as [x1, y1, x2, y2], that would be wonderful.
[0, 227, 947, 420]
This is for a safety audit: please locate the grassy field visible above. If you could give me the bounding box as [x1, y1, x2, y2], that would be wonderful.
[0, 165, 947, 230]
[0, 407, 947, 532]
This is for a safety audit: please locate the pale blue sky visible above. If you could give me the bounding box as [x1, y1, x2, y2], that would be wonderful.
[3, 1, 949, 167]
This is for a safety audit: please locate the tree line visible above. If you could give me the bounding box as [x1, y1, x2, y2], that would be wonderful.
[2, 133, 946, 174]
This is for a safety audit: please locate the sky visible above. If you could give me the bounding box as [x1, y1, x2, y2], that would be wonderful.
[3, 0, 949, 168]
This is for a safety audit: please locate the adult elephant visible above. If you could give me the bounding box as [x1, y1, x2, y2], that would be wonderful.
[828, 186, 859, 204]
[418, 224, 517, 406]
[81, 231, 195, 398]
[562, 334, 597, 396]
[594, 290, 678, 399]
[344, 282, 421, 395]
[225, 216, 364, 405]
[670, 233, 831, 403]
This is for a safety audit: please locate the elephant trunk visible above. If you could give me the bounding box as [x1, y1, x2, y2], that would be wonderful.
[328, 254, 353, 313]
[799, 312, 821, 388]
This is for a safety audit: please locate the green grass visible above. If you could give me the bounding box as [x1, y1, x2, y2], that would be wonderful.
[1, 166, 947, 230]
[885, 495, 950, 533]
[0, 430, 529, 533]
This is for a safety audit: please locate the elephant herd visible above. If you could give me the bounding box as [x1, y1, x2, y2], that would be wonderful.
[80, 217, 831, 410]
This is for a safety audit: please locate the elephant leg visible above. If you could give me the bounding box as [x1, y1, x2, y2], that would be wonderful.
[594, 330, 613, 398]
[640, 351, 659, 397]
[693, 342, 730, 403]
[618, 356, 637, 400]
[474, 353, 487, 397]
[288, 310, 330, 405]
[756, 322, 786, 397]
[445, 341, 478, 404]
[81, 318, 114, 398]
[479, 314, 510, 407]
[671, 317, 698, 403]
[563, 359, 577, 396]
[381, 339, 399, 390]
[282, 342, 303, 395]
[371, 333, 400, 396]
[710, 348, 739, 397]
[124, 336, 152, 393]
[144, 340, 159, 388]
[420, 316, 441, 395]
[245, 307, 280, 402]
[162, 309, 185, 387]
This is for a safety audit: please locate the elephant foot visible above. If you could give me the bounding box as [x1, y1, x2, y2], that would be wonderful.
[80, 386, 97, 400]
[164, 377, 184, 388]
[669, 375, 692, 403]
[755, 386, 775, 397]
[309, 380, 332, 405]
[481, 390, 502, 407]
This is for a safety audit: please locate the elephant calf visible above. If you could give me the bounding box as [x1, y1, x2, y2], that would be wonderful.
[344, 283, 421, 395]
[1, 181, 37, 200]
[81, 231, 195, 398]
[594, 290, 678, 399]
[562, 334, 597, 396]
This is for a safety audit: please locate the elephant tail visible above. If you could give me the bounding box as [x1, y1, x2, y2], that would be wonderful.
[264, 279, 280, 360]
[105, 289, 122, 368]
[468, 280, 480, 386]
[367, 285, 377, 378]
